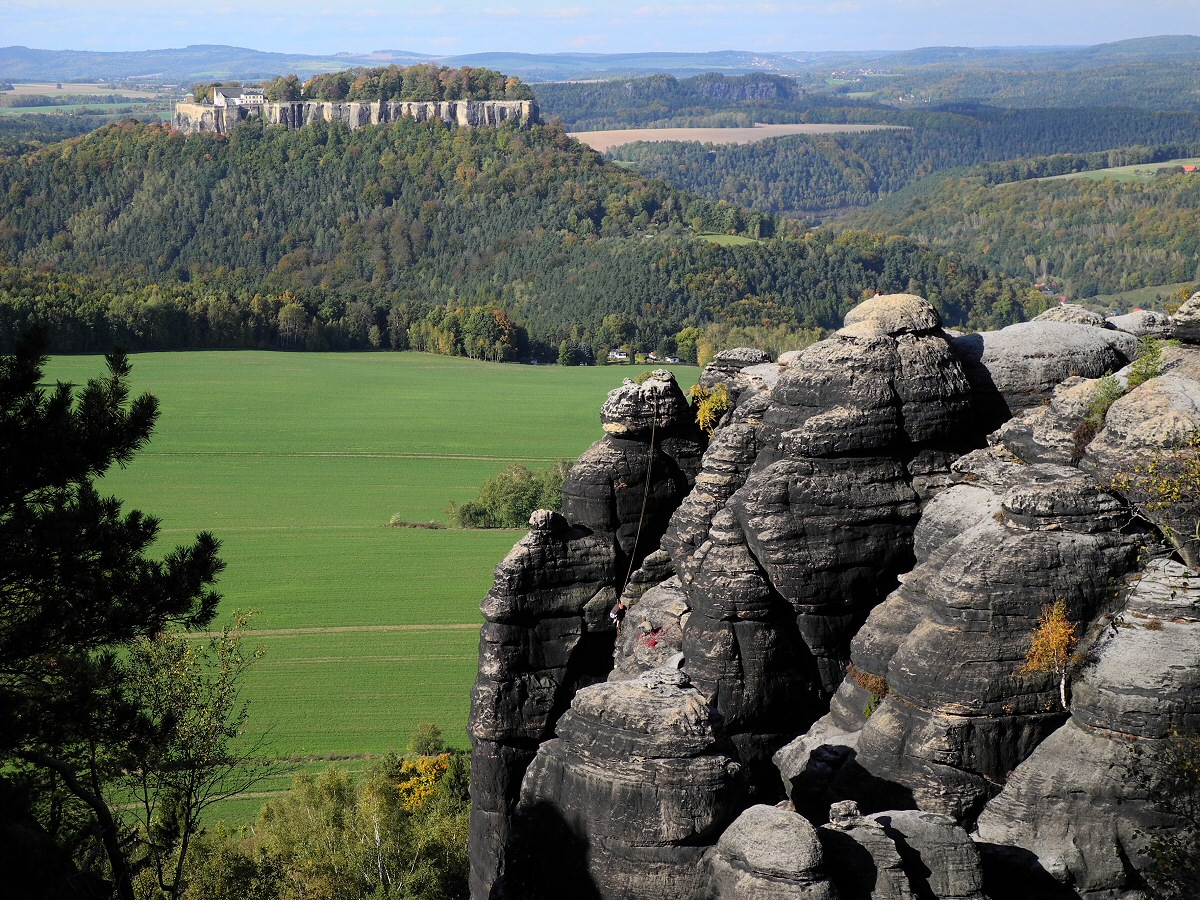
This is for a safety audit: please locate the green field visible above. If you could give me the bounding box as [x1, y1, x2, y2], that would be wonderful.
[1088, 280, 1195, 313]
[7, 82, 168, 97]
[698, 232, 761, 246]
[1044, 157, 1200, 183]
[45, 351, 695, 817]
[0, 102, 173, 117]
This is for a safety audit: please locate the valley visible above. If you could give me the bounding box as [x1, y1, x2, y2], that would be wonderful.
[42, 350, 695, 819]
[3, 21, 1200, 900]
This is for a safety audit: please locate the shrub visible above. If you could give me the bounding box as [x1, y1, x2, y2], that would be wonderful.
[387, 514, 445, 528]
[689, 382, 732, 434]
[847, 663, 889, 717]
[1128, 731, 1200, 899]
[1112, 430, 1200, 564]
[1127, 338, 1176, 390]
[1072, 373, 1125, 464]
[409, 722, 445, 756]
[450, 459, 570, 528]
[846, 662, 890, 699]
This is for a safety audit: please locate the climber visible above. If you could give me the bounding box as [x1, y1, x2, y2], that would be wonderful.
[609, 597, 627, 635]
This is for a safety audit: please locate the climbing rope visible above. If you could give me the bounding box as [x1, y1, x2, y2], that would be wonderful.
[621, 390, 658, 595]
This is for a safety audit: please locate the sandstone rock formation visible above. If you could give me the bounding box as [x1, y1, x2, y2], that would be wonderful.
[468, 370, 704, 897]
[1170, 290, 1200, 343]
[469, 293, 1200, 900]
[975, 557, 1200, 896]
[819, 802, 986, 900]
[667, 294, 976, 790]
[777, 453, 1142, 824]
[510, 667, 744, 900]
[705, 804, 835, 899]
[1106, 309, 1172, 337]
[951, 321, 1135, 431]
[173, 98, 537, 135]
[1034, 303, 1108, 327]
[698, 347, 777, 408]
[1082, 344, 1200, 566]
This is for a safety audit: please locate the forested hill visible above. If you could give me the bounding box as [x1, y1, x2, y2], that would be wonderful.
[0, 116, 1045, 356]
[840, 166, 1200, 299]
[605, 105, 1200, 216]
[537, 69, 1200, 132]
[537, 73, 828, 130]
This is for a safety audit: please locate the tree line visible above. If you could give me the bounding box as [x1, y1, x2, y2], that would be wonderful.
[841, 58, 1200, 111]
[0, 117, 1046, 358]
[842, 164, 1200, 299]
[535, 72, 854, 130]
[606, 108, 1200, 216]
[0, 111, 115, 157]
[192, 64, 535, 105]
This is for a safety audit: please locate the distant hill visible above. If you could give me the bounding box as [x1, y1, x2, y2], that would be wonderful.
[1, 36, 1197, 85]
[0, 45, 863, 83]
[839, 159, 1200, 299]
[0, 44, 430, 83]
[0, 117, 1041, 355]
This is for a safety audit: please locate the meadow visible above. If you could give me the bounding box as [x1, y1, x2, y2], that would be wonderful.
[568, 122, 903, 152]
[698, 233, 761, 247]
[7, 82, 168, 97]
[1088, 281, 1195, 313]
[45, 351, 694, 816]
[1043, 156, 1200, 183]
[0, 103, 172, 117]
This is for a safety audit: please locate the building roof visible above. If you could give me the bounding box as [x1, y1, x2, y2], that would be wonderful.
[215, 87, 264, 99]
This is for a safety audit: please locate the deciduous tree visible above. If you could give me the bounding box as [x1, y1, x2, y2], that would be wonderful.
[1019, 599, 1077, 710]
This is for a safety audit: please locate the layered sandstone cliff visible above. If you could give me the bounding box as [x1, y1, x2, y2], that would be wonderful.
[173, 99, 538, 135]
[468, 295, 1200, 900]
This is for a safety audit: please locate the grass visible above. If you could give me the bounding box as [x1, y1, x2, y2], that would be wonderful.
[1088, 281, 1195, 313]
[0, 102, 171, 116]
[697, 232, 760, 247]
[246, 628, 482, 756]
[570, 122, 904, 152]
[7, 82, 168, 97]
[44, 351, 694, 822]
[1043, 157, 1200, 183]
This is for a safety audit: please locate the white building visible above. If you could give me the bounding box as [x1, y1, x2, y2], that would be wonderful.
[213, 87, 266, 108]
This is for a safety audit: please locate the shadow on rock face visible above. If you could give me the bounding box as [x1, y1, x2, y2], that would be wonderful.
[498, 800, 602, 900]
[950, 331, 1010, 434]
[975, 842, 1086, 900]
[820, 827, 895, 898]
[828, 756, 917, 819]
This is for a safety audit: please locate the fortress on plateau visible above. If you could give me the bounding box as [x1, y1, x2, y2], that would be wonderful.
[173, 97, 539, 135]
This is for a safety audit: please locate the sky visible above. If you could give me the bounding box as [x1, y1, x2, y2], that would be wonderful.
[2, 0, 1198, 55]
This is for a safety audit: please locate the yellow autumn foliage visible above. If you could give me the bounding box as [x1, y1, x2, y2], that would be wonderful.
[689, 382, 731, 435]
[1020, 600, 1076, 677]
[394, 752, 452, 813]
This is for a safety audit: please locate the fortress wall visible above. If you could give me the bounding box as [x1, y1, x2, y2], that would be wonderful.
[173, 99, 538, 135]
